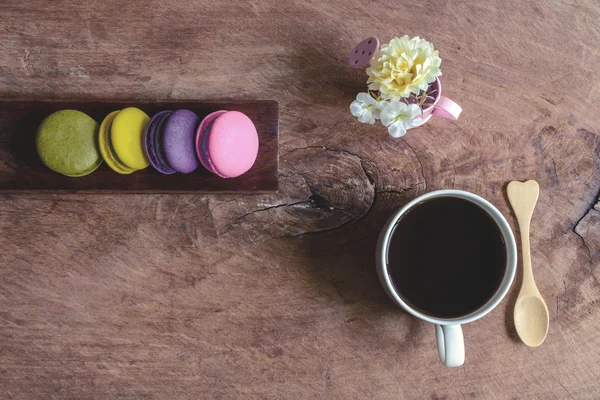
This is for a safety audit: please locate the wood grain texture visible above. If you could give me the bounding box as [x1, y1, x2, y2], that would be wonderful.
[0, 99, 279, 193]
[0, 0, 599, 399]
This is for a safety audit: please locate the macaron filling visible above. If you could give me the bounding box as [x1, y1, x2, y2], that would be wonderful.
[107, 140, 124, 167]
[200, 120, 223, 177]
[99, 111, 135, 174]
[152, 111, 176, 174]
[144, 110, 175, 175]
[195, 110, 227, 175]
[111, 107, 151, 170]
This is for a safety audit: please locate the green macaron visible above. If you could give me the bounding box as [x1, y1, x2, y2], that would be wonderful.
[36, 110, 102, 177]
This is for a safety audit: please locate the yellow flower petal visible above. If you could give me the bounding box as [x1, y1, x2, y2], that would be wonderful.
[366, 36, 442, 100]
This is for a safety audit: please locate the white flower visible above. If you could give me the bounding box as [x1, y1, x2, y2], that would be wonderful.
[366, 35, 442, 99]
[380, 101, 421, 137]
[350, 92, 384, 124]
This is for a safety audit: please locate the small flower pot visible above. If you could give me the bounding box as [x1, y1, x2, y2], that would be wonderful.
[348, 36, 463, 137]
[412, 78, 462, 128]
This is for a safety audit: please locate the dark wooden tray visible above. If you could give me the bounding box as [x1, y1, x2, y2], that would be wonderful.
[0, 99, 278, 194]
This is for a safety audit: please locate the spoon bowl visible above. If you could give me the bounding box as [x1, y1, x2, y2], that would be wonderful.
[514, 295, 549, 347]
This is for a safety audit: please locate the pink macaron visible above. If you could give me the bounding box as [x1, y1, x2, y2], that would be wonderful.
[195, 110, 259, 178]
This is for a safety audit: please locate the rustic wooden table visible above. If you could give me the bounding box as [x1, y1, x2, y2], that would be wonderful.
[1, 1, 599, 399]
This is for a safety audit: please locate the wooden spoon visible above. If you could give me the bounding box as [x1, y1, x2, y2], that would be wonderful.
[507, 180, 549, 347]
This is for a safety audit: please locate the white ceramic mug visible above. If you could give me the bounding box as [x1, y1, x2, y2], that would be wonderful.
[375, 190, 517, 367]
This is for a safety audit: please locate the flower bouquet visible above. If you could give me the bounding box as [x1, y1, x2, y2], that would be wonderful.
[349, 36, 462, 137]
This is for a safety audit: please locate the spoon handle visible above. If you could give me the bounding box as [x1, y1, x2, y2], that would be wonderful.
[516, 216, 536, 289]
[507, 180, 540, 290]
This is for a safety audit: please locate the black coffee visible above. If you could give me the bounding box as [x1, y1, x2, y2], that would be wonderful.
[387, 196, 506, 319]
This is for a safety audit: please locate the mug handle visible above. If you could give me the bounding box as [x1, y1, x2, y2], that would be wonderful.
[432, 96, 462, 120]
[435, 324, 465, 367]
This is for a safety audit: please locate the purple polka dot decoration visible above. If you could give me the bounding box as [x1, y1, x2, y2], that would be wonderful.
[348, 37, 379, 69]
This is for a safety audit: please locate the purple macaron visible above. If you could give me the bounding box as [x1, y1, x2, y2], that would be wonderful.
[144, 110, 176, 175]
[162, 109, 200, 174]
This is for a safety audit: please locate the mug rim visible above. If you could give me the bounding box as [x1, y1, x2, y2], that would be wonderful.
[376, 189, 517, 326]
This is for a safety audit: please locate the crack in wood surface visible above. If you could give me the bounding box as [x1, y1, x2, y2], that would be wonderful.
[377, 185, 424, 196]
[230, 145, 380, 238]
[301, 146, 377, 235]
[330, 148, 375, 187]
[277, 150, 426, 239]
[399, 138, 427, 191]
[573, 192, 599, 264]
[224, 200, 313, 230]
[280, 145, 326, 159]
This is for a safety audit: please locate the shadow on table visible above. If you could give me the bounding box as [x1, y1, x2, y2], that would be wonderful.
[298, 192, 428, 349]
[501, 184, 524, 343]
[263, 29, 367, 108]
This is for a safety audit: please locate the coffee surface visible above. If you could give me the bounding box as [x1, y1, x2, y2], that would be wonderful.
[387, 196, 507, 319]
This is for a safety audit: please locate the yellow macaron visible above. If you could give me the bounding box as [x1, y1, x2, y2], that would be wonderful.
[98, 110, 136, 174]
[110, 107, 150, 170]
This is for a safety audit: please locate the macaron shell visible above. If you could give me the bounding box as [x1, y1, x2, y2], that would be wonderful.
[162, 109, 200, 174]
[111, 107, 150, 170]
[206, 111, 259, 178]
[195, 110, 227, 175]
[36, 109, 102, 177]
[144, 110, 176, 175]
[99, 110, 135, 174]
